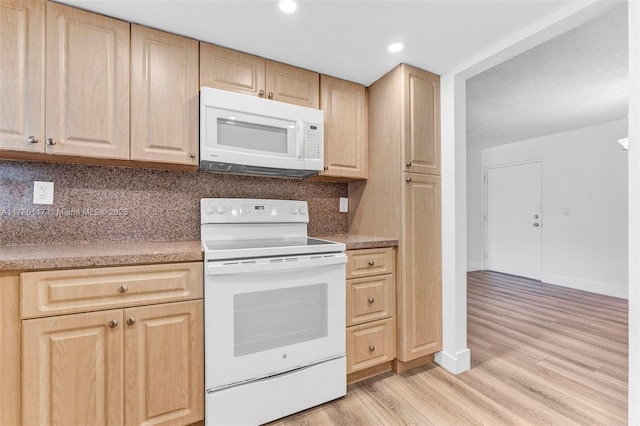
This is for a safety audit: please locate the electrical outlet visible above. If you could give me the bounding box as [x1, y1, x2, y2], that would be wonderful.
[339, 197, 348, 213]
[33, 181, 54, 205]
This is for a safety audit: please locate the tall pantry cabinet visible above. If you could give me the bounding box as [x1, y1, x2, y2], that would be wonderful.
[349, 64, 442, 368]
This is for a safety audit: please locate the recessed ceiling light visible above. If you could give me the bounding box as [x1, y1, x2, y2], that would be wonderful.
[387, 42, 405, 53]
[279, 0, 297, 13]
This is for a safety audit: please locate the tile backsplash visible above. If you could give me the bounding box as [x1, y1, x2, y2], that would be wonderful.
[0, 160, 348, 246]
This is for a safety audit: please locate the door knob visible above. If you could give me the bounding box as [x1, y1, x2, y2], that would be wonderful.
[533, 223, 540, 227]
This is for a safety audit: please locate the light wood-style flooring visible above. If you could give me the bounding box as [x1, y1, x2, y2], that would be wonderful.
[271, 271, 628, 425]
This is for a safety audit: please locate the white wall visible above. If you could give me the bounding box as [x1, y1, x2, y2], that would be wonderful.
[627, 1, 639, 421]
[466, 147, 483, 271]
[469, 119, 629, 298]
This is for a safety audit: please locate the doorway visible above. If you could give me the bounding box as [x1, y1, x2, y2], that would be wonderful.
[485, 161, 542, 280]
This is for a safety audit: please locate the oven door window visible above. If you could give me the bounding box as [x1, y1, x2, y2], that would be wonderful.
[234, 283, 327, 357]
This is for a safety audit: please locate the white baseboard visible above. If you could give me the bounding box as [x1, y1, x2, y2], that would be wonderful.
[542, 273, 628, 299]
[467, 262, 482, 272]
[434, 348, 471, 374]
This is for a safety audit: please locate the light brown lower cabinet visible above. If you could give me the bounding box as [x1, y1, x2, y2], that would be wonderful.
[23, 300, 203, 425]
[345, 247, 396, 383]
[1, 262, 204, 426]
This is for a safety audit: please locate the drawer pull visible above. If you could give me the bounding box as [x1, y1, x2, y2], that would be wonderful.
[108, 320, 118, 328]
[368, 260, 375, 266]
[368, 297, 375, 304]
[369, 345, 375, 352]
[118, 285, 128, 293]
[127, 317, 136, 326]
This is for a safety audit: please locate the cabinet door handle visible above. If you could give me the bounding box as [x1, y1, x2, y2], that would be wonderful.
[368, 297, 375, 304]
[268, 92, 274, 99]
[258, 90, 265, 98]
[406, 177, 412, 182]
[127, 317, 136, 326]
[27, 136, 39, 144]
[118, 285, 128, 293]
[368, 260, 375, 266]
[46, 138, 56, 146]
[323, 166, 329, 170]
[369, 345, 375, 352]
[189, 152, 196, 159]
[108, 320, 119, 328]
[406, 161, 412, 167]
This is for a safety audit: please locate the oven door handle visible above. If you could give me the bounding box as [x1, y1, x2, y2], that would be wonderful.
[206, 253, 347, 275]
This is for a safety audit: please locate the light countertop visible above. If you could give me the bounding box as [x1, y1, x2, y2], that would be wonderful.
[314, 234, 398, 250]
[0, 240, 203, 271]
[1, 235, 397, 272]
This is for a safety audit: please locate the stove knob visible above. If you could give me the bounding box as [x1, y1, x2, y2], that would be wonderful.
[291, 207, 298, 215]
[298, 206, 307, 215]
[206, 206, 214, 215]
[216, 206, 225, 214]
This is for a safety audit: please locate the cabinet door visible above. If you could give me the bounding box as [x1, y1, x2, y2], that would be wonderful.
[22, 309, 124, 426]
[346, 318, 395, 373]
[398, 173, 442, 361]
[124, 300, 204, 425]
[131, 25, 199, 166]
[265, 60, 319, 108]
[45, 2, 129, 159]
[0, 0, 44, 153]
[200, 42, 266, 97]
[346, 274, 395, 326]
[319, 75, 367, 180]
[403, 65, 440, 175]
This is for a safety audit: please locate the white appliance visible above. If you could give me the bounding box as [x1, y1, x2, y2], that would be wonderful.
[200, 87, 324, 178]
[201, 198, 347, 425]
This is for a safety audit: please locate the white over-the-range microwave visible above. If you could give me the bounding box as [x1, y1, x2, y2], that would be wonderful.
[199, 87, 324, 178]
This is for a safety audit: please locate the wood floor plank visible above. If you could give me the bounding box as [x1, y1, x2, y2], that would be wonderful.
[269, 271, 628, 426]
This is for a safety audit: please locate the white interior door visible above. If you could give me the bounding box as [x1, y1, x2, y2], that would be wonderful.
[486, 162, 542, 280]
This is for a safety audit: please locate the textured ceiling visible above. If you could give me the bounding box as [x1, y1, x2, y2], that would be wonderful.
[466, 4, 628, 149]
[58, 0, 578, 86]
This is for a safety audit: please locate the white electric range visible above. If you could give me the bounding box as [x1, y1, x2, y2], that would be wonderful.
[201, 198, 347, 425]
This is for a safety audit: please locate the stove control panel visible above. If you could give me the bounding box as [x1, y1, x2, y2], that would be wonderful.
[201, 198, 309, 223]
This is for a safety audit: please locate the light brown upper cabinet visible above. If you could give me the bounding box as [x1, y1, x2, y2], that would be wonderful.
[317, 75, 367, 181]
[0, 0, 44, 153]
[200, 43, 319, 109]
[0, 1, 130, 159]
[46, 3, 130, 159]
[403, 66, 440, 176]
[130, 25, 199, 167]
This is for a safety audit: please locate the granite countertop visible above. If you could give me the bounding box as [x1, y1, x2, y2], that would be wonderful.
[314, 234, 398, 250]
[0, 240, 204, 272]
[0, 235, 398, 272]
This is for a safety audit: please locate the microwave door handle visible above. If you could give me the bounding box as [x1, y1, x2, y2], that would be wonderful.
[296, 121, 304, 159]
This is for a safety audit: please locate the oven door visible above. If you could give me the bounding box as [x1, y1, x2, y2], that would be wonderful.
[204, 253, 346, 392]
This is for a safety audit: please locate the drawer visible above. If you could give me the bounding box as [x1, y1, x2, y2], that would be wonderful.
[346, 318, 395, 374]
[346, 274, 395, 326]
[21, 262, 203, 319]
[346, 247, 395, 279]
